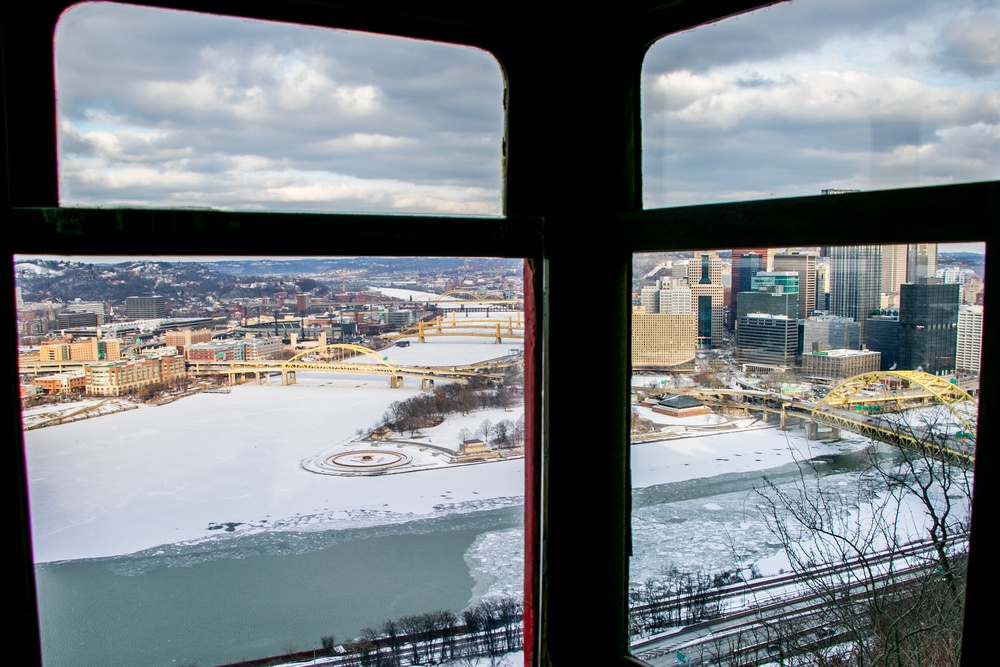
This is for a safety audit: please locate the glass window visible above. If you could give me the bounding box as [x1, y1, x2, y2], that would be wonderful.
[22, 5, 524, 666]
[16, 253, 528, 667]
[642, 0, 1000, 208]
[629, 242, 981, 665]
[56, 2, 504, 215]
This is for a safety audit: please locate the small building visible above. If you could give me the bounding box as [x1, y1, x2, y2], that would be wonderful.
[164, 328, 213, 355]
[454, 439, 500, 462]
[85, 353, 185, 396]
[370, 427, 394, 440]
[648, 394, 712, 418]
[39, 337, 120, 362]
[801, 348, 882, 382]
[34, 370, 87, 395]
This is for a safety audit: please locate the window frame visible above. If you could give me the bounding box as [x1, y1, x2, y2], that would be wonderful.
[4, 2, 997, 667]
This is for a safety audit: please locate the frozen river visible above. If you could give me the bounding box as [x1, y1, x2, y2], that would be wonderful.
[23, 338, 883, 666]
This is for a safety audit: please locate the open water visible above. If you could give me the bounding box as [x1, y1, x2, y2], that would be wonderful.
[35, 507, 522, 667]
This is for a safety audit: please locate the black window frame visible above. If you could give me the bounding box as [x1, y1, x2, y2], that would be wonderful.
[3, 2, 997, 666]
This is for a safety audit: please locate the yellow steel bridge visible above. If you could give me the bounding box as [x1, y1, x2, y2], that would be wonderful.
[187, 343, 523, 389]
[382, 313, 525, 343]
[643, 371, 976, 466]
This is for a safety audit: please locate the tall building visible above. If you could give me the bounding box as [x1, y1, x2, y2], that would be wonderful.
[750, 272, 799, 316]
[658, 278, 691, 314]
[687, 251, 725, 348]
[640, 277, 690, 315]
[906, 243, 938, 283]
[803, 313, 861, 353]
[772, 251, 817, 320]
[736, 313, 797, 367]
[935, 267, 967, 285]
[639, 285, 661, 313]
[956, 305, 984, 375]
[125, 295, 166, 319]
[898, 280, 959, 375]
[866, 311, 901, 370]
[729, 249, 768, 328]
[631, 311, 697, 370]
[737, 289, 797, 321]
[880, 244, 908, 304]
[962, 277, 984, 306]
[815, 258, 830, 311]
[829, 245, 882, 344]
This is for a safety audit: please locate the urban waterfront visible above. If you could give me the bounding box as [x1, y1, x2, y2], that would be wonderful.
[24, 362, 894, 666]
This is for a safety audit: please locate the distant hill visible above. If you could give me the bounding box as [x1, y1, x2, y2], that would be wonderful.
[13, 256, 524, 305]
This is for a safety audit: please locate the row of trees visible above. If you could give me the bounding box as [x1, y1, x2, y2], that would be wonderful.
[458, 415, 525, 450]
[320, 595, 523, 667]
[630, 565, 751, 638]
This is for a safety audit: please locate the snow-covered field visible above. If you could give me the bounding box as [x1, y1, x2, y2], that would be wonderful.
[24, 338, 525, 563]
[24, 337, 964, 584]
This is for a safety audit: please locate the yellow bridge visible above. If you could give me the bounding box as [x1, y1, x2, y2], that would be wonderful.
[651, 371, 976, 466]
[382, 313, 525, 343]
[187, 343, 524, 389]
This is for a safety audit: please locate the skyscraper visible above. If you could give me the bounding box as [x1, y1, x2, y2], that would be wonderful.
[898, 280, 959, 375]
[729, 248, 768, 329]
[125, 295, 167, 319]
[829, 245, 882, 344]
[772, 250, 817, 320]
[880, 244, 908, 304]
[906, 243, 938, 283]
[957, 305, 984, 375]
[688, 251, 725, 348]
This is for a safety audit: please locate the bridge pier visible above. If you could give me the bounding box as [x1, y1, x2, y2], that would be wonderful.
[390, 375, 403, 388]
[807, 421, 840, 440]
[780, 411, 806, 431]
[421, 378, 435, 390]
[283, 371, 296, 386]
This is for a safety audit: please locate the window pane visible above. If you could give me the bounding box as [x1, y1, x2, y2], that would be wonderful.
[629, 243, 981, 665]
[16, 254, 526, 666]
[56, 3, 504, 215]
[642, 0, 1000, 207]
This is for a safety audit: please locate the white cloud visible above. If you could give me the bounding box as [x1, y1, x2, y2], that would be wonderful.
[654, 70, 1000, 130]
[324, 133, 415, 151]
[936, 13, 1000, 76]
[276, 60, 332, 110]
[330, 84, 381, 115]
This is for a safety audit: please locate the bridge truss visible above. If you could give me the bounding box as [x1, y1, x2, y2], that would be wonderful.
[811, 371, 976, 466]
[188, 343, 521, 389]
[638, 371, 976, 466]
[382, 313, 525, 343]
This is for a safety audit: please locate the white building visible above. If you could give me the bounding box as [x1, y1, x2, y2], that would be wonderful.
[956, 305, 984, 375]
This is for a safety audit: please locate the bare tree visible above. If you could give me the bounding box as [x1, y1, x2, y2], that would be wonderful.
[477, 419, 493, 445]
[754, 406, 972, 667]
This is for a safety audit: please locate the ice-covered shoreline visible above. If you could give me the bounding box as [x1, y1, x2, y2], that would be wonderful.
[22, 337, 864, 567]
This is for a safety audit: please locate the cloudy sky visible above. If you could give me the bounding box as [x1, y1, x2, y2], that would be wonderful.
[55, 2, 505, 215]
[643, 0, 999, 209]
[55, 0, 997, 224]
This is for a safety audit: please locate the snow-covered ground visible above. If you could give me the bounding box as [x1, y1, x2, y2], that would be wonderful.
[24, 338, 525, 563]
[24, 338, 966, 582]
